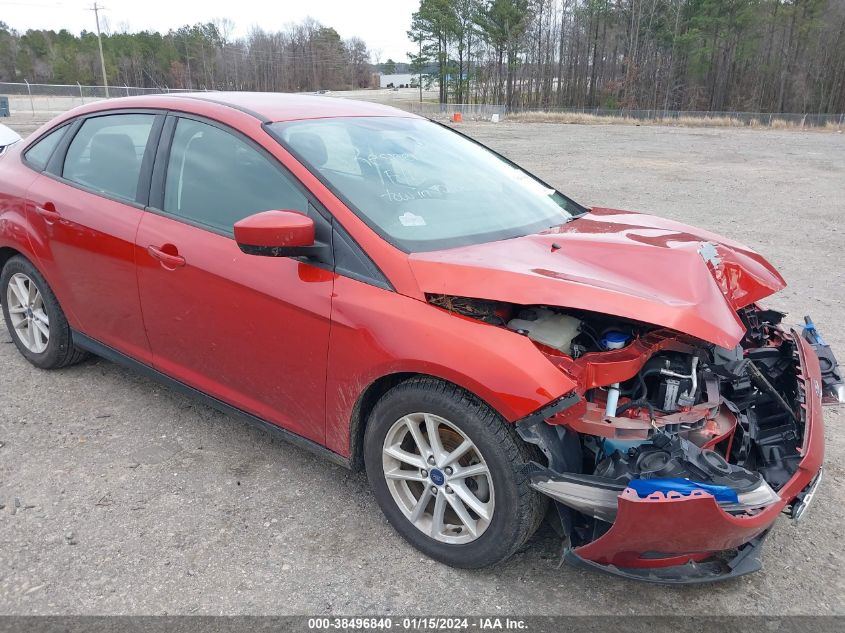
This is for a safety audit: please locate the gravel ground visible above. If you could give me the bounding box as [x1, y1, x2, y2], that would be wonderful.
[1, 120, 843, 615]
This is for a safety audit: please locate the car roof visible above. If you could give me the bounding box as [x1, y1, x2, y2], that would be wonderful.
[79, 92, 419, 123]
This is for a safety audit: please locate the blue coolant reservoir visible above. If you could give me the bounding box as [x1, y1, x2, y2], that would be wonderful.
[602, 331, 629, 350]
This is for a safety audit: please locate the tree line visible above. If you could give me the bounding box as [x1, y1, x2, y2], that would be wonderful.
[409, 0, 845, 113]
[2, 3, 843, 113]
[0, 18, 372, 92]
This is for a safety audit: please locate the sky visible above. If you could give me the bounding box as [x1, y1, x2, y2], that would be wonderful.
[0, 0, 419, 63]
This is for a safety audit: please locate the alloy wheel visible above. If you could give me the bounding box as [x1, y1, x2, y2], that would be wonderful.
[381, 412, 495, 544]
[5, 273, 50, 354]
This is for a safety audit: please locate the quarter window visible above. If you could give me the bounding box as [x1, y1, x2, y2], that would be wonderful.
[24, 125, 68, 171]
[163, 118, 307, 234]
[63, 114, 156, 202]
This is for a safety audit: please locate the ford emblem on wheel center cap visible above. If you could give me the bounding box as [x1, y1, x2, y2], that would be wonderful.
[429, 469, 445, 486]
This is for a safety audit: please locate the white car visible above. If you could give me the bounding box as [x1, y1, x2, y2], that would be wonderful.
[0, 123, 22, 156]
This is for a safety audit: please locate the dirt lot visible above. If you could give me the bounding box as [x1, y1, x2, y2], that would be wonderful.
[1, 120, 844, 615]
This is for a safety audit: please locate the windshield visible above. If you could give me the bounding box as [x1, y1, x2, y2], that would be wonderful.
[269, 117, 584, 253]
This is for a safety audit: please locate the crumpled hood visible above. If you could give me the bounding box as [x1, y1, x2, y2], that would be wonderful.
[408, 208, 786, 348]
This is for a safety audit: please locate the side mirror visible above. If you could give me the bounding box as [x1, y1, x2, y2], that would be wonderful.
[234, 210, 316, 257]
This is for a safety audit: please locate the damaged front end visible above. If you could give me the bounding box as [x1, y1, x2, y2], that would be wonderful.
[515, 304, 840, 582]
[429, 293, 840, 583]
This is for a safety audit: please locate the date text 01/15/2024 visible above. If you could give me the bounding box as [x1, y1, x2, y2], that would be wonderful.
[307, 617, 529, 630]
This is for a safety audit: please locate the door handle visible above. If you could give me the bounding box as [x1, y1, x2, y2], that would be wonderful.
[35, 202, 61, 223]
[147, 244, 186, 269]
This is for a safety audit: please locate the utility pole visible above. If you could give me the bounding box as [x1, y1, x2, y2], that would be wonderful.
[89, 3, 109, 97]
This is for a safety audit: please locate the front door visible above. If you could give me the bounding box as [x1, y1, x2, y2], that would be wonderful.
[135, 115, 333, 443]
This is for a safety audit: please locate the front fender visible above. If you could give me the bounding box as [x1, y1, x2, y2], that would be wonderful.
[324, 276, 576, 457]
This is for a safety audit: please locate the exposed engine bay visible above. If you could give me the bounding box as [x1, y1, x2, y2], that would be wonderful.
[428, 294, 842, 565]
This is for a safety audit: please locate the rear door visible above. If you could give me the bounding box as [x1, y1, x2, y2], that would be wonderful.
[25, 111, 164, 362]
[135, 114, 334, 443]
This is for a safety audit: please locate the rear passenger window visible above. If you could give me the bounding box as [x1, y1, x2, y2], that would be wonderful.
[63, 114, 155, 202]
[24, 125, 68, 171]
[163, 118, 307, 235]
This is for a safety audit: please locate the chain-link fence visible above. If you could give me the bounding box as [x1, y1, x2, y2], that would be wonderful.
[2, 82, 842, 128]
[0, 82, 506, 121]
[0, 81, 193, 117]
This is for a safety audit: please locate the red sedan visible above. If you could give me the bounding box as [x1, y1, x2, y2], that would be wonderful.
[0, 93, 840, 583]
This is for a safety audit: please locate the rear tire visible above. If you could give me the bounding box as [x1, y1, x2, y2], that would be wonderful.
[1, 255, 87, 369]
[364, 376, 546, 568]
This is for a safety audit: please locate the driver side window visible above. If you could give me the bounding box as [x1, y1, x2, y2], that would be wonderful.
[163, 118, 308, 235]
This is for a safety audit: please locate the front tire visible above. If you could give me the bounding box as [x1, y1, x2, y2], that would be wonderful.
[364, 376, 546, 568]
[1, 255, 87, 369]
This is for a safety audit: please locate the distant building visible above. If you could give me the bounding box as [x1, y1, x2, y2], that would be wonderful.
[379, 73, 415, 88]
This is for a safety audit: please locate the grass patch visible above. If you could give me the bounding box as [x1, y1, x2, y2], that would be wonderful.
[506, 111, 843, 131]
